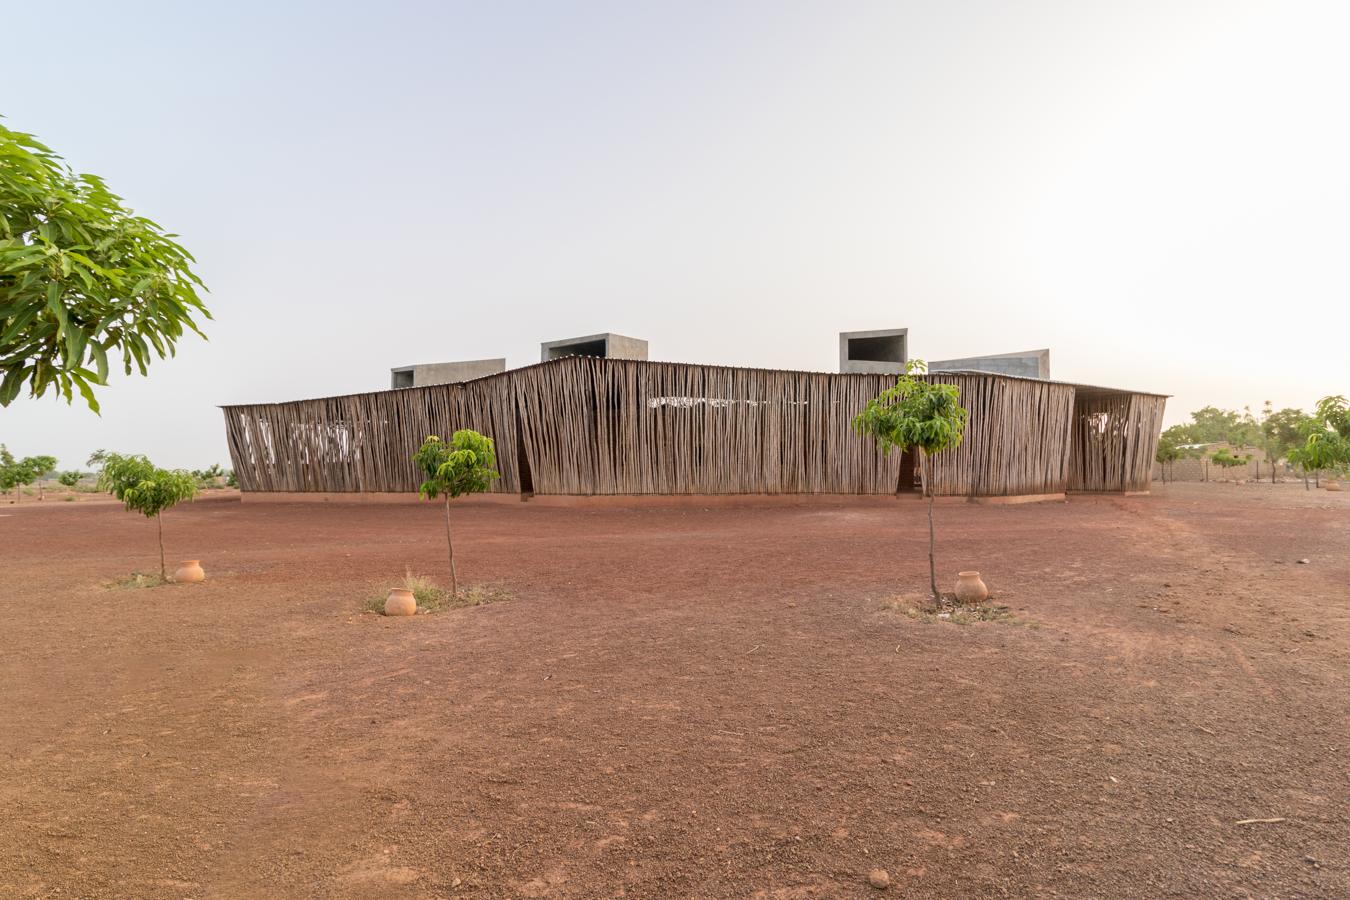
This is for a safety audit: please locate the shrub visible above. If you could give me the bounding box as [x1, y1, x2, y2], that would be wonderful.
[91, 451, 198, 580]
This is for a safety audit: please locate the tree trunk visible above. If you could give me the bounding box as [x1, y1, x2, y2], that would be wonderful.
[157, 513, 167, 581]
[919, 449, 938, 600]
[443, 495, 458, 596]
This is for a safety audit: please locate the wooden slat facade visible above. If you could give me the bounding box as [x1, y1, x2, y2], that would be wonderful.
[222, 358, 1164, 497]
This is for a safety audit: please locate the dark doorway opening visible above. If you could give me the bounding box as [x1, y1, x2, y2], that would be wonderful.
[514, 403, 535, 498]
[896, 449, 920, 493]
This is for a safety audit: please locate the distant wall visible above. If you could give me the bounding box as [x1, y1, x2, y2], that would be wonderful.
[605, 334, 649, 361]
[1152, 458, 1293, 483]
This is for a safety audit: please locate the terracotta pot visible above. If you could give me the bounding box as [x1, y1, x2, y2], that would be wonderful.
[954, 571, 989, 604]
[174, 560, 205, 583]
[1325, 480, 1342, 492]
[384, 588, 416, 616]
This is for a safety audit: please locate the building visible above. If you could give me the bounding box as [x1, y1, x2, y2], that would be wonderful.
[223, 355, 1166, 501]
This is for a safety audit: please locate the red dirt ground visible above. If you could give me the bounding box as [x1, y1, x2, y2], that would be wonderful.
[2, 484, 1347, 898]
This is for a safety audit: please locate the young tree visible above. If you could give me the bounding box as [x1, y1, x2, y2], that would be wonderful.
[92, 451, 198, 580]
[57, 470, 82, 488]
[852, 360, 969, 600]
[413, 430, 500, 596]
[24, 454, 56, 500]
[1155, 433, 1183, 483]
[1, 122, 210, 412]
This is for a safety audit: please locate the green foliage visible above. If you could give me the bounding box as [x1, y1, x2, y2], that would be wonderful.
[0, 444, 14, 492]
[1294, 395, 1350, 474]
[851, 360, 969, 462]
[852, 361, 969, 600]
[27, 454, 56, 479]
[57, 470, 82, 487]
[225, 468, 237, 488]
[1313, 395, 1350, 439]
[0, 121, 210, 412]
[192, 463, 224, 480]
[415, 430, 500, 500]
[0, 445, 57, 493]
[1258, 402, 1309, 466]
[1155, 433, 1183, 465]
[1210, 449, 1250, 469]
[1164, 406, 1261, 448]
[92, 450, 197, 517]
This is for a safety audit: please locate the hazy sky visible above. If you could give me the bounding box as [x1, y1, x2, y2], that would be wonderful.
[4, 0, 1347, 468]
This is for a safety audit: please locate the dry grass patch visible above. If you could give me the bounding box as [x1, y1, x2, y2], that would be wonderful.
[882, 593, 1019, 625]
[364, 570, 513, 614]
[107, 571, 171, 590]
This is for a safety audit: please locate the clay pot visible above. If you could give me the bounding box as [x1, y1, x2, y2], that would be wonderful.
[954, 571, 989, 604]
[1325, 480, 1342, 492]
[384, 588, 416, 617]
[174, 560, 205, 583]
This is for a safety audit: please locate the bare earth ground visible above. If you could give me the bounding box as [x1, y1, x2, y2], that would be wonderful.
[1, 483, 1347, 899]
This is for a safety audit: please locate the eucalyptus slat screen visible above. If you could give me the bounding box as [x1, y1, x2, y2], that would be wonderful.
[1068, 393, 1167, 492]
[224, 358, 1160, 497]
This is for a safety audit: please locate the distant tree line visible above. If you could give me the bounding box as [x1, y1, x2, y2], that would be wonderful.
[1156, 397, 1349, 486]
[0, 444, 236, 500]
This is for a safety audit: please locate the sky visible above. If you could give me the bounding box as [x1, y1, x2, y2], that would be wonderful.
[3, 0, 1348, 469]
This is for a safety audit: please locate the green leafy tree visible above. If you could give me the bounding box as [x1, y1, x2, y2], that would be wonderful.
[0, 447, 56, 502]
[0, 444, 16, 499]
[852, 360, 969, 600]
[1166, 406, 1261, 448]
[1258, 403, 1307, 482]
[91, 451, 198, 579]
[1155, 433, 1184, 482]
[57, 470, 82, 487]
[24, 453, 56, 500]
[1295, 395, 1350, 484]
[413, 430, 500, 595]
[1, 122, 210, 412]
